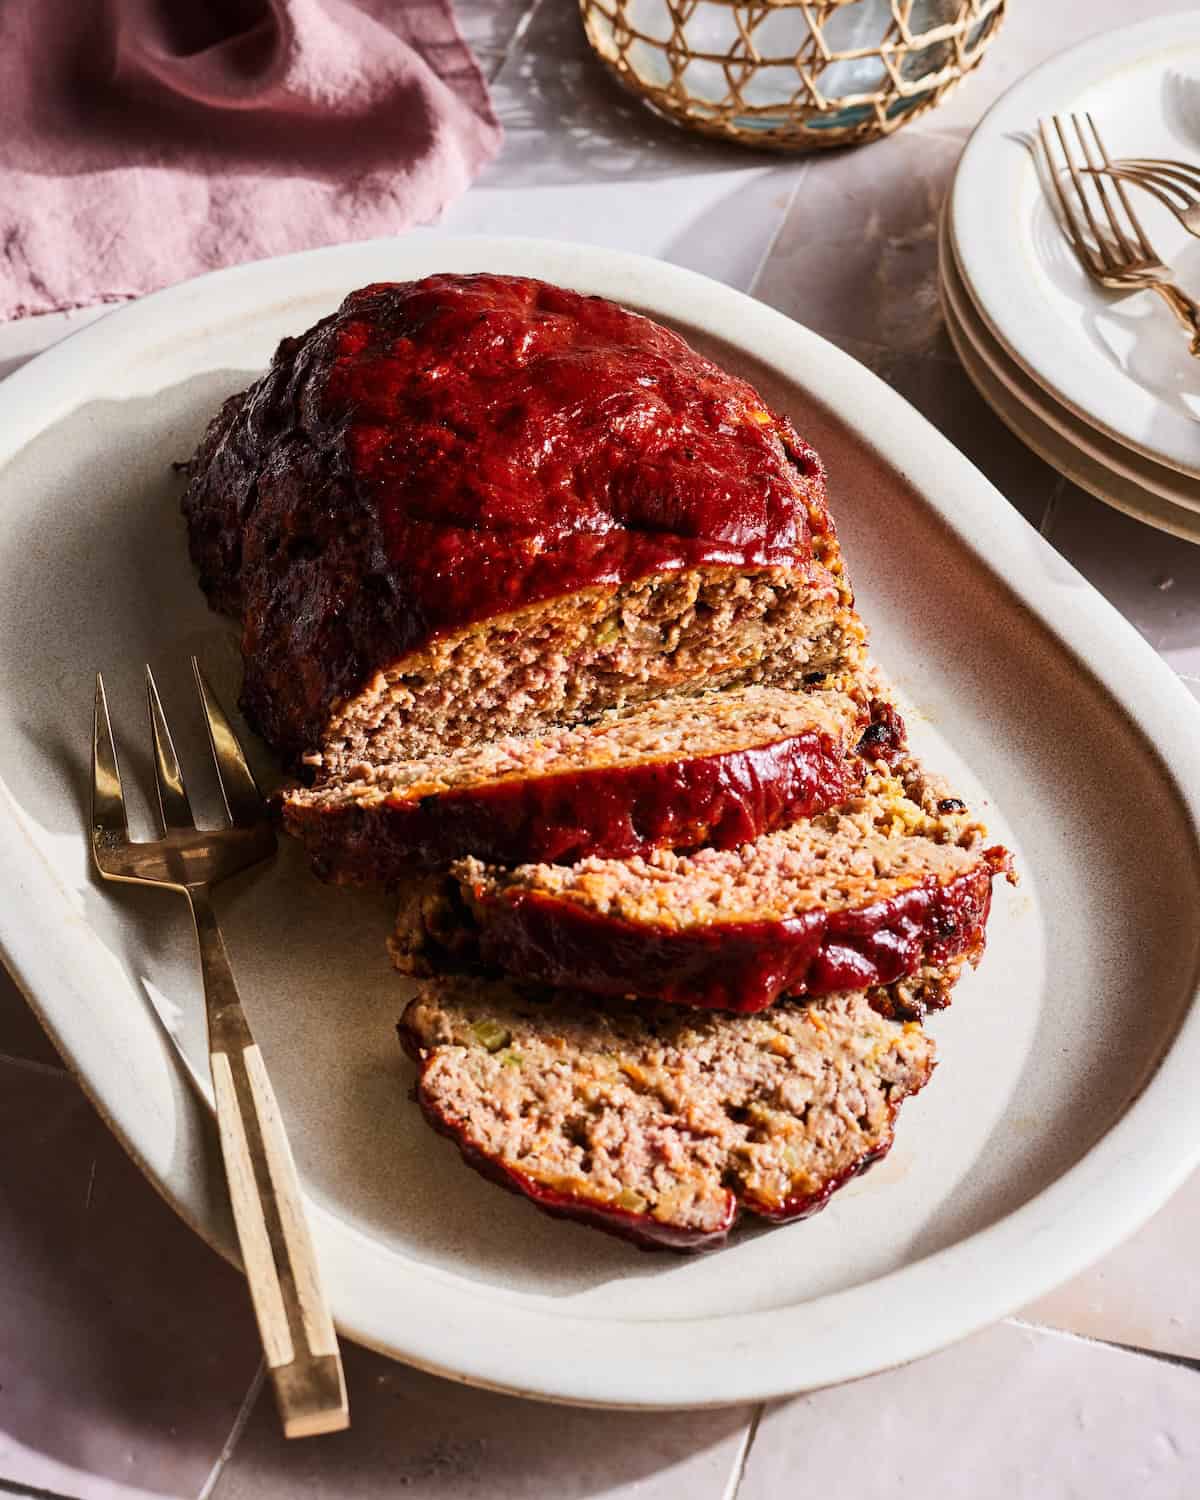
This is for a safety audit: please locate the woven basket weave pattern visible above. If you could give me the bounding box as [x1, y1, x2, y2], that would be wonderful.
[579, 0, 1007, 150]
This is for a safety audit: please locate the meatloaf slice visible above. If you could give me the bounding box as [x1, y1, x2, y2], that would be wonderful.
[392, 760, 1013, 1016]
[281, 682, 882, 880]
[399, 976, 936, 1251]
[182, 274, 865, 766]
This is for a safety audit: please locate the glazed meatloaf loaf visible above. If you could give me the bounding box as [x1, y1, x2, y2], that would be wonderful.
[182, 274, 866, 768]
[392, 756, 1011, 1016]
[281, 681, 889, 879]
[399, 975, 936, 1251]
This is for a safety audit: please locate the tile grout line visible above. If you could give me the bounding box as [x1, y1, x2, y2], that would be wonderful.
[723, 1401, 765, 1500]
[0, 1052, 69, 1079]
[486, 0, 546, 85]
[1008, 1316, 1200, 1374]
[909, 124, 972, 147]
[1039, 474, 1066, 539]
[1099, 1340, 1200, 1375]
[195, 1361, 266, 1500]
[746, 164, 811, 300]
[0, 1478, 84, 1500]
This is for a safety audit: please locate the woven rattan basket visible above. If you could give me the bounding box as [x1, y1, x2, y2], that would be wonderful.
[579, 0, 1006, 150]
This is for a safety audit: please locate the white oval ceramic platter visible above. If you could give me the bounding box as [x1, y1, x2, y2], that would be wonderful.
[938, 209, 1200, 543]
[952, 11, 1200, 481]
[2, 237, 1200, 1410]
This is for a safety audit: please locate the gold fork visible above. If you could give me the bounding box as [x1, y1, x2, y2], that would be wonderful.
[92, 660, 348, 1439]
[1094, 156, 1200, 239]
[1038, 112, 1200, 357]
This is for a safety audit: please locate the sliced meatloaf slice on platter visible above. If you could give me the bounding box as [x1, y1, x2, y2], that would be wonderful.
[391, 756, 1013, 1017]
[398, 975, 937, 1251]
[281, 681, 889, 879]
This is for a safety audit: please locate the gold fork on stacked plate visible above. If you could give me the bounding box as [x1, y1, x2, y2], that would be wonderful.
[1037, 112, 1200, 357]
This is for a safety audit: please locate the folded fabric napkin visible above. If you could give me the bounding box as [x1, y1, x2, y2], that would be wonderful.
[0, 0, 501, 320]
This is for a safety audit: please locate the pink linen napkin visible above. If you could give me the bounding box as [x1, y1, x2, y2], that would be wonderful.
[0, 0, 502, 320]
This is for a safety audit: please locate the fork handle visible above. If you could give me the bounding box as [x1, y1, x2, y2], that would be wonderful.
[1151, 282, 1200, 357]
[188, 887, 349, 1439]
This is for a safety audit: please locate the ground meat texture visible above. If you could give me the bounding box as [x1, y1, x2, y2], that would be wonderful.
[181, 273, 865, 765]
[388, 873, 971, 1019]
[392, 761, 1014, 1016]
[398, 977, 937, 1252]
[280, 684, 873, 879]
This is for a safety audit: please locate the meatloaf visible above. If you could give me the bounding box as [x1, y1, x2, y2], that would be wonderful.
[281, 681, 887, 879]
[399, 976, 936, 1251]
[182, 274, 866, 767]
[392, 758, 1012, 1015]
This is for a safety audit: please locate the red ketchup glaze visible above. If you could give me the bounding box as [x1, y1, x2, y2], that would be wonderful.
[321, 275, 834, 646]
[465, 857, 1005, 1015]
[291, 729, 857, 881]
[396, 1025, 735, 1252]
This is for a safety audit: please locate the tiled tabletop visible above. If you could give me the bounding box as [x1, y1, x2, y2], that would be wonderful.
[4, 2, 1200, 1496]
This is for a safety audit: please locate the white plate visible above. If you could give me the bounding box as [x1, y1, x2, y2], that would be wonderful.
[939, 211, 1200, 543]
[952, 12, 1200, 481]
[945, 210, 1200, 516]
[3, 238, 1200, 1409]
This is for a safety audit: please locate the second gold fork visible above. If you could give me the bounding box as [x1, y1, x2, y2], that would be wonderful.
[1038, 112, 1200, 357]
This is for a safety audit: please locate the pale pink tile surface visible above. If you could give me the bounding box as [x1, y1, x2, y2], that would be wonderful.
[1020, 1158, 1200, 1362]
[751, 128, 969, 358]
[738, 1322, 1200, 1500]
[0, 1058, 261, 1500]
[208, 1339, 753, 1500]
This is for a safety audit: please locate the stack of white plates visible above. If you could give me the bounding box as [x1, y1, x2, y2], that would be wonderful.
[941, 13, 1200, 541]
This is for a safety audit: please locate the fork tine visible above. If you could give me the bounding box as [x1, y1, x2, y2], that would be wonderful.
[92, 674, 129, 849]
[1097, 168, 1189, 221]
[1052, 115, 1116, 271]
[146, 665, 195, 832]
[1084, 114, 1158, 263]
[1114, 164, 1193, 205]
[1072, 114, 1140, 264]
[192, 658, 264, 828]
[1039, 118, 1099, 275]
[1117, 159, 1200, 198]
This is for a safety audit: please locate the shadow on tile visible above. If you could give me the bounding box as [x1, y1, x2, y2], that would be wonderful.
[210, 1338, 752, 1500]
[0, 967, 63, 1069]
[485, 0, 757, 187]
[0, 1061, 260, 1500]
